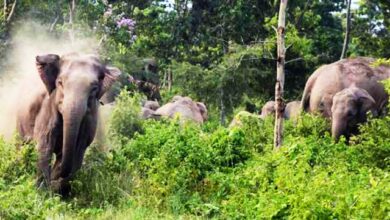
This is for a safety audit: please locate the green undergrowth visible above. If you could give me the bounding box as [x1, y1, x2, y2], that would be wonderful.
[0, 91, 389, 219]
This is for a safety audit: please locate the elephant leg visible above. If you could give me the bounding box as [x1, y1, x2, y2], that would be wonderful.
[37, 143, 53, 189]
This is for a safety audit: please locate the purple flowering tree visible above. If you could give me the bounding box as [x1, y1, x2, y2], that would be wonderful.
[116, 17, 137, 43]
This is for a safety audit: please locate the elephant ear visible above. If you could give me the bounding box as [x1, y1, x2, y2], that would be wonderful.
[355, 89, 376, 117]
[98, 66, 121, 99]
[36, 54, 60, 93]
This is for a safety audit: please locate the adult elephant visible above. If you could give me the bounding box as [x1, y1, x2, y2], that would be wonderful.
[301, 57, 389, 140]
[16, 53, 121, 195]
[301, 57, 389, 117]
[153, 96, 208, 123]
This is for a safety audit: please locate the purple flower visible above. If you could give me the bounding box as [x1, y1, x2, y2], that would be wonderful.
[116, 18, 136, 31]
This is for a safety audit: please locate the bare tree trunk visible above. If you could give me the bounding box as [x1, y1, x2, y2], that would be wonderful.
[162, 70, 167, 88]
[3, 0, 7, 19]
[167, 68, 172, 91]
[220, 88, 226, 126]
[340, 0, 352, 60]
[69, 0, 76, 44]
[274, 0, 288, 148]
[5, 0, 15, 23]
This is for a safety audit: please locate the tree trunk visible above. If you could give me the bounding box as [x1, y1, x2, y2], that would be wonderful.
[69, 0, 76, 44]
[220, 87, 226, 126]
[274, 0, 288, 148]
[167, 68, 172, 91]
[340, 0, 352, 60]
[3, 0, 6, 19]
[5, 0, 15, 23]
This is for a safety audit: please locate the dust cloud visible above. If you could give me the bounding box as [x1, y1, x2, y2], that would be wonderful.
[0, 21, 99, 140]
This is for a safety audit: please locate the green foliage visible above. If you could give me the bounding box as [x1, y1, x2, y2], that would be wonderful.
[0, 109, 389, 219]
[1, 0, 390, 219]
[108, 90, 143, 143]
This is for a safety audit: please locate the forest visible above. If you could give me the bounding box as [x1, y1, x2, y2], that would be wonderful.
[0, 0, 389, 219]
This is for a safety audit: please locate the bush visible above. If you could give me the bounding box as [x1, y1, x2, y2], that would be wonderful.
[108, 90, 143, 143]
[0, 93, 389, 219]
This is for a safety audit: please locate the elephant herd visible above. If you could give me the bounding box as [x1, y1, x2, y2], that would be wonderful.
[258, 57, 390, 141]
[13, 53, 390, 196]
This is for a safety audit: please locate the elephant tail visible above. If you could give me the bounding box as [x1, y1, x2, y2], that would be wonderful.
[301, 87, 311, 112]
[301, 71, 319, 112]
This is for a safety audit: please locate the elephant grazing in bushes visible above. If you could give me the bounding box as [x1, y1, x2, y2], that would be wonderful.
[261, 100, 301, 119]
[153, 96, 208, 123]
[260, 101, 275, 119]
[284, 101, 301, 119]
[16, 53, 121, 195]
[331, 87, 377, 140]
[301, 57, 389, 118]
[300, 57, 389, 140]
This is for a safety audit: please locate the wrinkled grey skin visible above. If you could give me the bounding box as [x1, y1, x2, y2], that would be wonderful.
[331, 87, 376, 141]
[141, 107, 156, 119]
[140, 100, 160, 119]
[301, 57, 390, 118]
[16, 53, 121, 195]
[284, 101, 301, 119]
[153, 96, 208, 123]
[261, 100, 301, 119]
[143, 100, 160, 111]
[260, 101, 275, 118]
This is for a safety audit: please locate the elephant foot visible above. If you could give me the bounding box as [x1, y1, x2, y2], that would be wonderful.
[50, 177, 71, 197]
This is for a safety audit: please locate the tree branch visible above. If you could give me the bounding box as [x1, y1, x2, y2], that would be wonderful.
[6, 0, 16, 23]
[285, 57, 303, 64]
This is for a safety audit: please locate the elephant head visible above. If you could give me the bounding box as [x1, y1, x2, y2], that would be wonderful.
[35, 53, 121, 194]
[331, 87, 376, 141]
[196, 102, 208, 121]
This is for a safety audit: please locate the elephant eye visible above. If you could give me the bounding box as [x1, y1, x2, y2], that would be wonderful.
[90, 85, 99, 97]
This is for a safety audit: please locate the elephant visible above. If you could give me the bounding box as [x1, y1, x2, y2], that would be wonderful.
[153, 96, 208, 123]
[331, 86, 377, 140]
[16, 53, 121, 195]
[260, 101, 275, 118]
[261, 100, 302, 119]
[140, 100, 160, 119]
[143, 100, 160, 111]
[284, 101, 301, 119]
[301, 57, 390, 118]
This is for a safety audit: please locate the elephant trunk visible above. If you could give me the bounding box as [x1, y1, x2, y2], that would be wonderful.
[58, 95, 88, 179]
[331, 118, 347, 141]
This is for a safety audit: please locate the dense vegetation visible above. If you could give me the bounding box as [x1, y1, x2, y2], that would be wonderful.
[0, 85, 389, 219]
[0, 0, 389, 219]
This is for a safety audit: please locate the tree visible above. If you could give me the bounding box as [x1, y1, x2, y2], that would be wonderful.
[340, 0, 352, 59]
[274, 0, 287, 148]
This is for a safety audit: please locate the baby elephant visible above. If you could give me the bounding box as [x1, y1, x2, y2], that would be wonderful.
[260, 101, 275, 119]
[284, 101, 301, 120]
[331, 87, 377, 141]
[260, 100, 301, 119]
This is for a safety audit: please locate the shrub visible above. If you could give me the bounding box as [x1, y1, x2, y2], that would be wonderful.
[108, 90, 143, 144]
